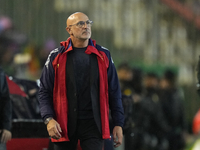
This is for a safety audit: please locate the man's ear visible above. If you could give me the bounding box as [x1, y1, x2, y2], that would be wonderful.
[66, 27, 72, 34]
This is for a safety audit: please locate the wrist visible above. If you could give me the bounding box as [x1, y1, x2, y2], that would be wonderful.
[44, 117, 53, 125]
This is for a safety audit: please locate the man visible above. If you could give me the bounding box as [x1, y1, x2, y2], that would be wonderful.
[117, 63, 133, 96]
[159, 69, 186, 150]
[0, 67, 12, 150]
[38, 12, 124, 150]
[131, 72, 170, 150]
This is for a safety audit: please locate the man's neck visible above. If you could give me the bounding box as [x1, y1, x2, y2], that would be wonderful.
[71, 38, 89, 48]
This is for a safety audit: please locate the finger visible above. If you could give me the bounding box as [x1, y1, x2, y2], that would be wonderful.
[118, 134, 123, 144]
[4, 134, 8, 143]
[50, 131, 59, 139]
[53, 128, 61, 139]
[114, 133, 123, 148]
[6, 133, 11, 142]
[113, 138, 119, 147]
[114, 142, 121, 148]
[113, 132, 117, 142]
[114, 139, 122, 148]
[55, 128, 61, 137]
[55, 133, 61, 139]
[50, 131, 58, 139]
[49, 130, 59, 139]
[52, 135, 59, 140]
[1, 132, 6, 143]
[56, 123, 62, 133]
[48, 127, 60, 138]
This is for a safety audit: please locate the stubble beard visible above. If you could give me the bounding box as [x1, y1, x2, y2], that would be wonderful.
[72, 28, 92, 41]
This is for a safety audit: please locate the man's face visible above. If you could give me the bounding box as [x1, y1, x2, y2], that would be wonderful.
[68, 14, 92, 41]
[143, 77, 159, 89]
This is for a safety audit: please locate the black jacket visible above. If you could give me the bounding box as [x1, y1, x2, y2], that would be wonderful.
[0, 67, 12, 131]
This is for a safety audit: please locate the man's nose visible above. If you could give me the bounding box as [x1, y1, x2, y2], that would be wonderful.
[83, 22, 88, 28]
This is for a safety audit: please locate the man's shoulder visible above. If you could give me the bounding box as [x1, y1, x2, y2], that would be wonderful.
[96, 44, 109, 52]
[48, 46, 65, 58]
[44, 46, 65, 68]
[50, 46, 65, 54]
[95, 44, 115, 64]
[96, 44, 111, 57]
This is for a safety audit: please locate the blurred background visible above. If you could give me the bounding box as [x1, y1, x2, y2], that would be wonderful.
[0, 0, 200, 150]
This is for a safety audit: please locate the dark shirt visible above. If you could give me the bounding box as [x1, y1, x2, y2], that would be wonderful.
[72, 47, 93, 119]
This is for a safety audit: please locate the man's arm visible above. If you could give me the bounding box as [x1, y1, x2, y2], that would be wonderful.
[38, 48, 63, 140]
[106, 51, 124, 147]
[38, 49, 58, 121]
[107, 53, 124, 128]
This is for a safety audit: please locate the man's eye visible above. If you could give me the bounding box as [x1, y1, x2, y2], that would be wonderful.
[86, 20, 90, 24]
[78, 21, 85, 26]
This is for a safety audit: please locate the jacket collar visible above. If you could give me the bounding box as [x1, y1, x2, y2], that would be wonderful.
[60, 38, 101, 58]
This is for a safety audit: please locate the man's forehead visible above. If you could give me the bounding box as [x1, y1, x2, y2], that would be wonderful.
[67, 12, 89, 25]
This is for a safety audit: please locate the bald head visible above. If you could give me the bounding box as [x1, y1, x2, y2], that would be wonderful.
[66, 12, 89, 27]
[65, 12, 92, 47]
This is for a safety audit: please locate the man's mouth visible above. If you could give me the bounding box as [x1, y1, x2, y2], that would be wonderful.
[82, 31, 90, 34]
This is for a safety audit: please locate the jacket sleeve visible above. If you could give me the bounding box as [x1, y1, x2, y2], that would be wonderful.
[0, 68, 12, 131]
[38, 49, 58, 121]
[107, 52, 124, 128]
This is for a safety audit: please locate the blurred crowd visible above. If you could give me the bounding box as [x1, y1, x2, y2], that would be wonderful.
[0, 15, 57, 80]
[117, 62, 187, 150]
